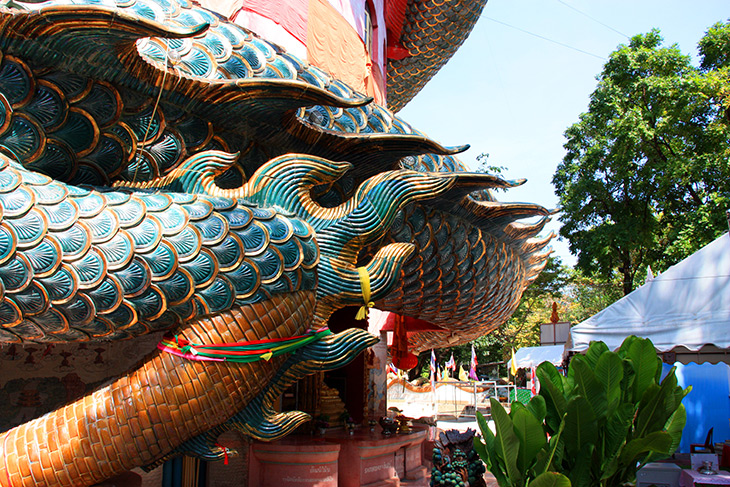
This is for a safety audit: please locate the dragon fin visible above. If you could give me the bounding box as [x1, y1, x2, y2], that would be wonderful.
[115, 150, 239, 193]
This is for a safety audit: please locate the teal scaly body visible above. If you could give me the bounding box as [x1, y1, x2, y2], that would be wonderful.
[0, 154, 319, 342]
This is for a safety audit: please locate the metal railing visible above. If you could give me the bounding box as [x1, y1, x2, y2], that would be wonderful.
[432, 381, 518, 419]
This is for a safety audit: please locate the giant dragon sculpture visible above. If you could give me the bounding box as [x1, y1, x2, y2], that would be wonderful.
[0, 0, 552, 484]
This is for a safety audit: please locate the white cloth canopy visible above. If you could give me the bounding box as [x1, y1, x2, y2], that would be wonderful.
[571, 233, 730, 352]
[508, 345, 565, 370]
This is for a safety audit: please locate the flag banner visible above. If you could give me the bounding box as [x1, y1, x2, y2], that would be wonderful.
[510, 347, 518, 376]
[445, 353, 456, 371]
[469, 345, 478, 380]
[387, 362, 398, 376]
[530, 367, 538, 395]
[458, 365, 468, 381]
[430, 349, 436, 391]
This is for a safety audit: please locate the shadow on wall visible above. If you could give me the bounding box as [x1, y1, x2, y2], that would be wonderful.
[662, 362, 730, 453]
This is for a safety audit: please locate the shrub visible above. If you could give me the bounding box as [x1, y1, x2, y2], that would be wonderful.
[473, 336, 689, 487]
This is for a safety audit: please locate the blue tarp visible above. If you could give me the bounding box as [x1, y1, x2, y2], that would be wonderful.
[662, 362, 730, 453]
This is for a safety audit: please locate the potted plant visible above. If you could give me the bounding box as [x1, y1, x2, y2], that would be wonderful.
[473, 336, 689, 487]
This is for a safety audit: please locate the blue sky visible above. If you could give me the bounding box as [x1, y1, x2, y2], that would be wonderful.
[398, 0, 729, 266]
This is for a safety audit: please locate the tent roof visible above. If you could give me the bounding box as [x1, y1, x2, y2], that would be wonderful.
[508, 345, 565, 369]
[571, 233, 730, 352]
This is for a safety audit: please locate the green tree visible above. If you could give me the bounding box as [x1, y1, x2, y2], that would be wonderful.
[553, 26, 730, 295]
[699, 20, 730, 70]
[495, 257, 569, 349]
[561, 268, 623, 324]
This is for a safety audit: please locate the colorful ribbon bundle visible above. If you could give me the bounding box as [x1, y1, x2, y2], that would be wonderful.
[157, 327, 332, 363]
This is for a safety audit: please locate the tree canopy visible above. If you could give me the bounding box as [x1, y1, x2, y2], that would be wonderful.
[553, 23, 730, 294]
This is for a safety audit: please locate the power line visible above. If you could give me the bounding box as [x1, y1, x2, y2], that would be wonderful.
[484, 16, 606, 60]
[555, 0, 630, 39]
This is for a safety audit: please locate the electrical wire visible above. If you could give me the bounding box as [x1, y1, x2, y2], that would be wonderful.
[555, 0, 630, 39]
[484, 16, 606, 60]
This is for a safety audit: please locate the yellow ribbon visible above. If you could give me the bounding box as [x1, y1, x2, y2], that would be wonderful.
[355, 267, 374, 320]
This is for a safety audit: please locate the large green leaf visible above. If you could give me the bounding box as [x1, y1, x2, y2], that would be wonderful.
[563, 396, 598, 456]
[658, 366, 680, 406]
[603, 403, 634, 460]
[474, 412, 491, 464]
[571, 358, 607, 420]
[594, 351, 623, 416]
[599, 451, 619, 482]
[617, 335, 640, 358]
[528, 472, 571, 487]
[664, 403, 687, 455]
[625, 338, 660, 402]
[600, 403, 634, 478]
[476, 411, 510, 486]
[567, 444, 594, 487]
[527, 395, 547, 423]
[511, 402, 548, 472]
[474, 411, 507, 485]
[635, 383, 661, 436]
[477, 410, 494, 446]
[619, 358, 636, 402]
[537, 362, 566, 394]
[491, 398, 524, 485]
[473, 435, 489, 463]
[534, 414, 566, 475]
[474, 435, 511, 487]
[618, 431, 672, 467]
[636, 368, 687, 438]
[566, 354, 581, 391]
[537, 363, 567, 433]
[584, 341, 609, 370]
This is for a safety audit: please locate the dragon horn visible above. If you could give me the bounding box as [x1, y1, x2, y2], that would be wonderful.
[242, 154, 456, 230]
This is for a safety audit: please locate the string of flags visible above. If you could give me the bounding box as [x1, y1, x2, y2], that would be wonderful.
[386, 345, 541, 394]
[387, 346, 483, 387]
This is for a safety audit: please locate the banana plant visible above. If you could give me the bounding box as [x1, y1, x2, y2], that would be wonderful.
[473, 396, 570, 487]
[474, 336, 689, 487]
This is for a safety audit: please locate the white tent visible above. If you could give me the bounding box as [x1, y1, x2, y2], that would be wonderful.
[570, 232, 730, 363]
[508, 344, 565, 370]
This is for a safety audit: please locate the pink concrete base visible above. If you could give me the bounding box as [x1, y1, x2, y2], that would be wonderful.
[362, 479, 399, 487]
[334, 426, 428, 487]
[405, 465, 428, 481]
[248, 425, 429, 487]
[249, 436, 340, 487]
